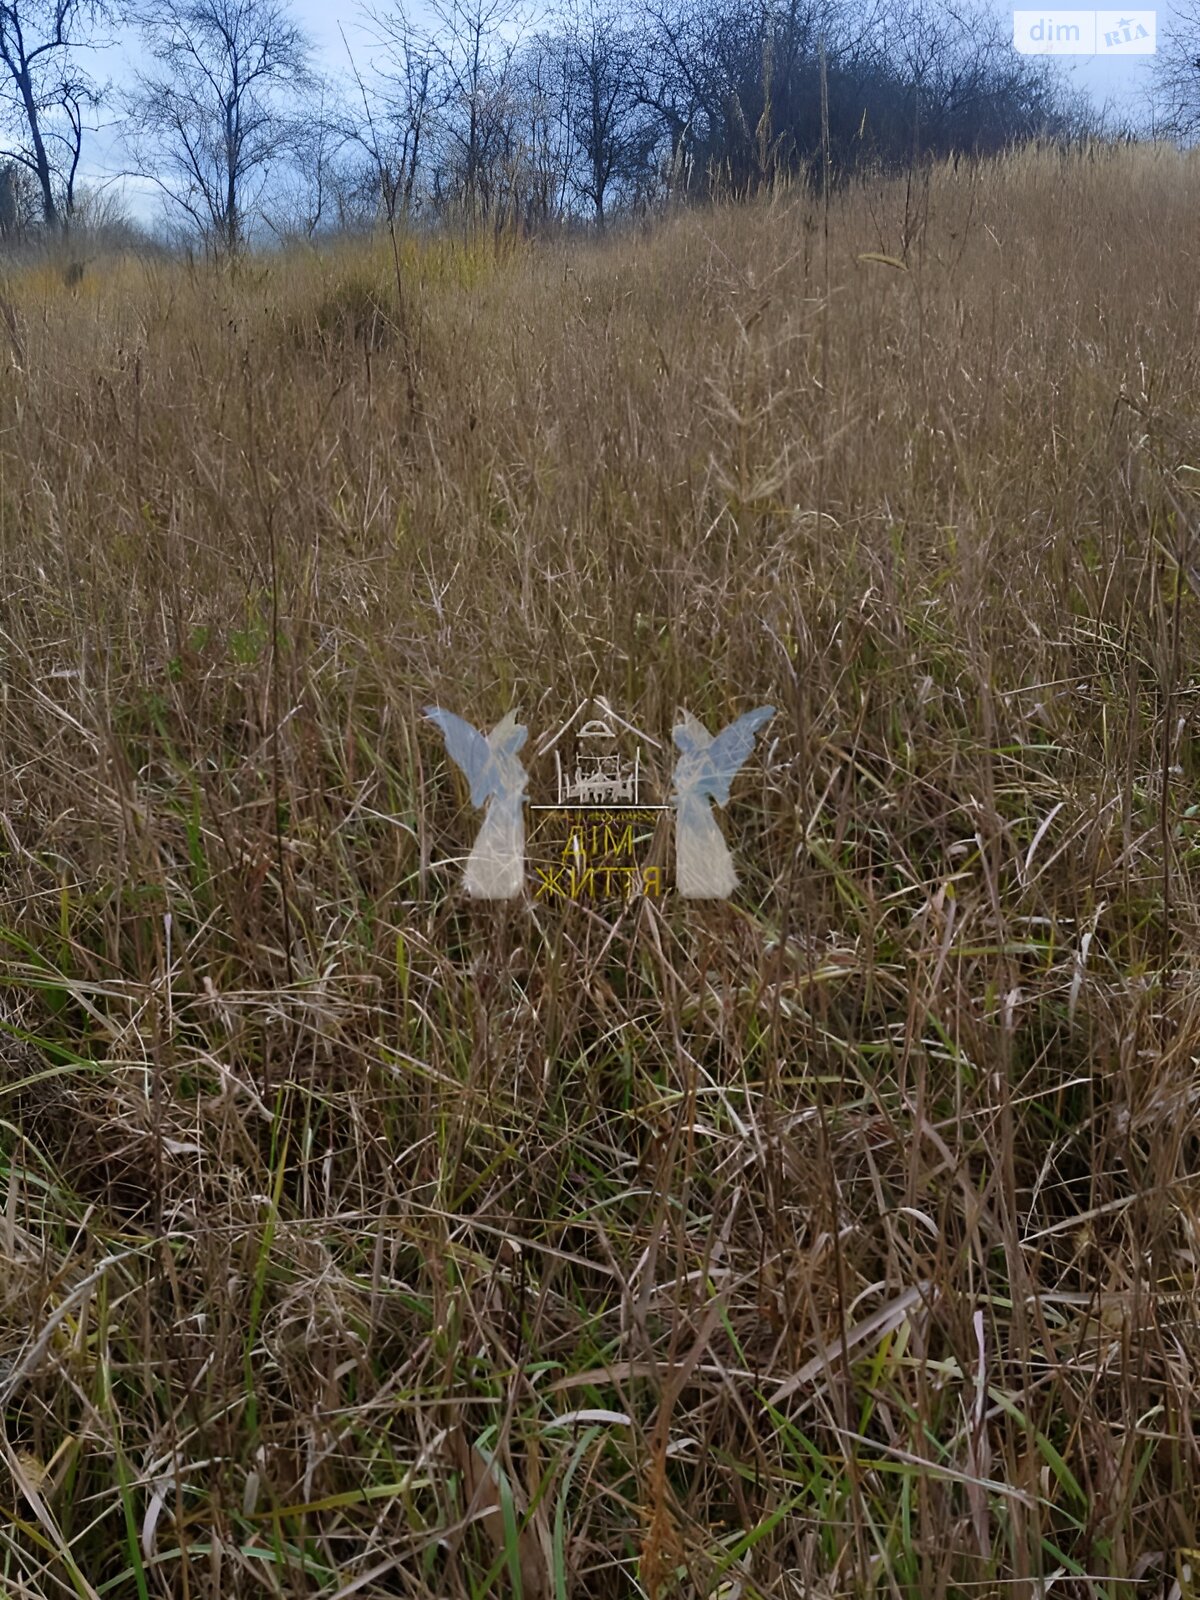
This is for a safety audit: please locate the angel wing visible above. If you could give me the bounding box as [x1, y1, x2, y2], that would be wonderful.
[424, 706, 529, 898]
[424, 707, 528, 807]
[671, 706, 775, 808]
[670, 705, 774, 898]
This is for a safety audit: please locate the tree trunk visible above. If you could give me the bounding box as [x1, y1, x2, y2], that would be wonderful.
[17, 67, 58, 229]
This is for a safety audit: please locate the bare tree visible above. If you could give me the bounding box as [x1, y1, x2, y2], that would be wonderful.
[426, 0, 529, 224]
[0, 153, 39, 236]
[1152, 0, 1200, 140]
[628, 0, 1092, 200]
[877, 0, 1080, 158]
[0, 159, 16, 233]
[555, 0, 655, 224]
[514, 31, 572, 226]
[124, 0, 314, 254]
[263, 77, 352, 240]
[351, 5, 446, 224]
[0, 0, 115, 229]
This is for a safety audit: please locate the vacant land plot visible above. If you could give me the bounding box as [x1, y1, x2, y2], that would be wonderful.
[1, 141, 1200, 1598]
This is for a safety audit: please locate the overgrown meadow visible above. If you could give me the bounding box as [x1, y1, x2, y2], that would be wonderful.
[2, 141, 1200, 1598]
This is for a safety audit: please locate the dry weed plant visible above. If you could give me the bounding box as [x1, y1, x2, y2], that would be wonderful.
[0, 142, 1200, 1597]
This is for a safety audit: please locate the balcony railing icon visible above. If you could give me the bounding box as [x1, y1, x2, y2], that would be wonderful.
[554, 718, 641, 805]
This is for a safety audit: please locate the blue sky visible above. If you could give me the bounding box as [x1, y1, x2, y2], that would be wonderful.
[74, 0, 1177, 225]
[1044, 10, 1169, 126]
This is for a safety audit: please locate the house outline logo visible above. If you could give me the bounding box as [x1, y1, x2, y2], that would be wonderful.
[533, 697, 664, 811]
[553, 715, 641, 806]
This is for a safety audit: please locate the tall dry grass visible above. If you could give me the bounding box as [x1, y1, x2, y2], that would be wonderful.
[1, 140, 1200, 1598]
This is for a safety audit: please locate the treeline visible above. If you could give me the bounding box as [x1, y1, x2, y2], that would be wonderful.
[0, 0, 1140, 253]
[302, 0, 1101, 237]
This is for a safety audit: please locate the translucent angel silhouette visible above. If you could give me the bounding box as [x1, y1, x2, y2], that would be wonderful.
[670, 706, 775, 898]
[424, 707, 529, 898]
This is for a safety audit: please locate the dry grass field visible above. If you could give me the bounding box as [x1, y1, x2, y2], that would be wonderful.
[2, 139, 1200, 1599]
